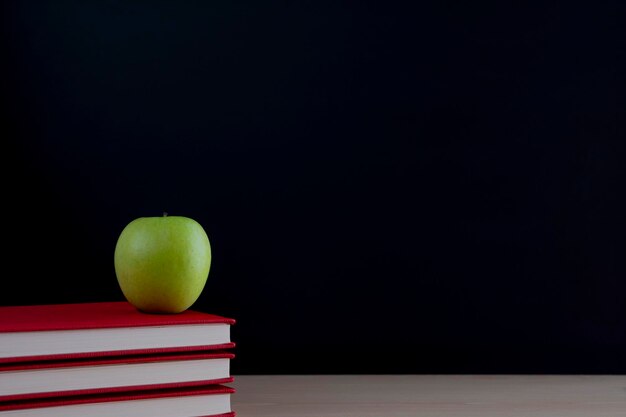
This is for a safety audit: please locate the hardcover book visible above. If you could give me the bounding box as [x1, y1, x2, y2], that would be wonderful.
[0, 301, 235, 364]
[0, 384, 235, 417]
[0, 351, 234, 402]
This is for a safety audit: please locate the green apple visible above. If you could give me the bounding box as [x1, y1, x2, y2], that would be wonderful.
[114, 214, 212, 314]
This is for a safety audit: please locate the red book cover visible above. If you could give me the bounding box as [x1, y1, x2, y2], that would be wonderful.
[0, 301, 235, 364]
[0, 350, 235, 402]
[0, 384, 235, 417]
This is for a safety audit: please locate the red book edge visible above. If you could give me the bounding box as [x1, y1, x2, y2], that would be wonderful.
[0, 351, 236, 402]
[0, 343, 236, 365]
[0, 384, 236, 412]
[0, 301, 236, 332]
[1, 350, 235, 371]
[0, 378, 236, 402]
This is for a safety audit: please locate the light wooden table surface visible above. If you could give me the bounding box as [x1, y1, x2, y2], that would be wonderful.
[230, 374, 626, 416]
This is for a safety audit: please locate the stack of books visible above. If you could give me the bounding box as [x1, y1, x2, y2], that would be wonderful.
[0, 301, 236, 417]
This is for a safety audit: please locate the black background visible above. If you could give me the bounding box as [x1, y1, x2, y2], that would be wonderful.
[2, 1, 625, 374]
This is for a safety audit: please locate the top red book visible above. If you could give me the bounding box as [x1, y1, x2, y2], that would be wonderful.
[0, 301, 235, 364]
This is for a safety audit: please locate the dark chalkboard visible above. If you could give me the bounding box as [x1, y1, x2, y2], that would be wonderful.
[2, 1, 625, 374]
